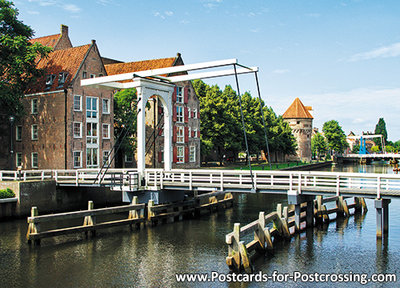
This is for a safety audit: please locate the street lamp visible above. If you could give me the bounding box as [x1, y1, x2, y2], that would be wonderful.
[9, 115, 15, 170]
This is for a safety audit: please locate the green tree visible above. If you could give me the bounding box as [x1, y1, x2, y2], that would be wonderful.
[374, 118, 388, 150]
[385, 145, 395, 153]
[371, 145, 380, 153]
[322, 120, 349, 154]
[311, 132, 327, 158]
[113, 88, 138, 158]
[0, 0, 51, 117]
[351, 144, 360, 154]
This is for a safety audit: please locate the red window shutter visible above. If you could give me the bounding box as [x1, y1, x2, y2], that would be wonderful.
[173, 126, 177, 143]
[191, 111, 194, 118]
[184, 107, 188, 123]
[158, 128, 163, 136]
[158, 151, 162, 163]
[185, 127, 189, 143]
[172, 87, 177, 102]
[173, 105, 177, 122]
[191, 130, 195, 138]
[185, 146, 189, 163]
[184, 87, 189, 103]
[173, 146, 177, 163]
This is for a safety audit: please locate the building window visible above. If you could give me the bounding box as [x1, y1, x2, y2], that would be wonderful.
[177, 146, 184, 163]
[102, 123, 110, 139]
[189, 127, 192, 138]
[99, 73, 104, 77]
[82, 71, 87, 79]
[73, 151, 82, 168]
[86, 96, 98, 119]
[103, 150, 110, 166]
[74, 95, 82, 111]
[31, 125, 38, 140]
[58, 72, 68, 88]
[102, 99, 110, 114]
[193, 108, 197, 119]
[177, 126, 184, 143]
[125, 154, 133, 163]
[31, 99, 38, 114]
[86, 122, 98, 144]
[188, 108, 191, 119]
[193, 128, 198, 138]
[16, 153, 22, 168]
[31, 152, 38, 168]
[45, 74, 56, 90]
[86, 148, 98, 168]
[73, 122, 82, 138]
[190, 146, 196, 163]
[16, 126, 22, 141]
[176, 106, 183, 123]
[90, 74, 96, 78]
[176, 86, 184, 103]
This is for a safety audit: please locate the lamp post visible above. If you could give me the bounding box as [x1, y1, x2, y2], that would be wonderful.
[9, 115, 15, 170]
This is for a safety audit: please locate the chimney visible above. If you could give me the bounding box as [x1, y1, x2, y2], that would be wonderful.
[61, 24, 68, 36]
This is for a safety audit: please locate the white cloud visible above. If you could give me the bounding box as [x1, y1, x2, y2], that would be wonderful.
[62, 4, 81, 13]
[203, 0, 223, 9]
[27, 10, 40, 15]
[272, 69, 290, 74]
[28, 0, 56, 6]
[349, 43, 400, 62]
[165, 11, 174, 16]
[153, 11, 174, 19]
[250, 28, 259, 33]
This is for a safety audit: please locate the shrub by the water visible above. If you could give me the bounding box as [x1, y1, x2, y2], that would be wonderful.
[0, 188, 15, 199]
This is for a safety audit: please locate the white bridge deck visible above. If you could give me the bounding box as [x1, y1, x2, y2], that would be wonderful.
[342, 153, 400, 159]
[1, 169, 400, 199]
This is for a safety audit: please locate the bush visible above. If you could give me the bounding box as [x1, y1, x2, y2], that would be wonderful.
[0, 188, 15, 199]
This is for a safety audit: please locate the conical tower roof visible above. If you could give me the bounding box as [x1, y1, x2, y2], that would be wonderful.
[282, 98, 313, 119]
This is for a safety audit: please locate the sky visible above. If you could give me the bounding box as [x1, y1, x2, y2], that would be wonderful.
[14, 0, 400, 141]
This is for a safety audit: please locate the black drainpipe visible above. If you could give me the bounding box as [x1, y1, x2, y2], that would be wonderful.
[64, 88, 68, 169]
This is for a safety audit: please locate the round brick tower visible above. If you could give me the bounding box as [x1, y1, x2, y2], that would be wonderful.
[282, 98, 313, 162]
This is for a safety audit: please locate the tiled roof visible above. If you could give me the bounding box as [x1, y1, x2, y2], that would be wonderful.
[282, 98, 313, 119]
[105, 57, 177, 76]
[29, 34, 61, 48]
[27, 44, 91, 94]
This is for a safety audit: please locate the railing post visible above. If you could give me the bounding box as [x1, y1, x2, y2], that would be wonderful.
[289, 173, 293, 191]
[210, 173, 213, 184]
[254, 172, 257, 190]
[336, 175, 340, 196]
[148, 200, 155, 221]
[75, 170, 79, 186]
[41, 171, 45, 181]
[129, 196, 139, 220]
[377, 176, 381, 199]
[160, 171, 164, 189]
[298, 173, 302, 194]
[23, 172, 27, 181]
[27, 206, 40, 244]
[189, 171, 192, 190]
[54, 171, 58, 182]
[220, 171, 224, 191]
[239, 174, 242, 185]
[270, 175, 273, 186]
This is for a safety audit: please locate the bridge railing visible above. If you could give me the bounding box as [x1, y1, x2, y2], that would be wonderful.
[0, 170, 53, 181]
[144, 169, 400, 198]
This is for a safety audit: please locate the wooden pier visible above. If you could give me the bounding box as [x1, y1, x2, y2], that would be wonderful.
[26, 192, 233, 245]
[225, 196, 367, 272]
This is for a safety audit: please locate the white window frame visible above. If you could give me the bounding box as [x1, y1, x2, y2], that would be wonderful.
[177, 146, 184, 163]
[31, 99, 38, 114]
[176, 106, 184, 123]
[16, 126, 22, 141]
[86, 122, 98, 144]
[103, 150, 111, 166]
[177, 126, 184, 143]
[90, 74, 96, 78]
[189, 146, 196, 163]
[188, 108, 191, 119]
[73, 122, 82, 138]
[74, 95, 82, 111]
[58, 72, 68, 87]
[86, 96, 98, 119]
[16, 152, 22, 168]
[73, 151, 82, 168]
[31, 124, 38, 140]
[45, 74, 56, 88]
[82, 71, 87, 79]
[193, 108, 197, 119]
[31, 152, 38, 168]
[102, 98, 110, 114]
[176, 86, 184, 103]
[189, 127, 192, 139]
[86, 147, 99, 168]
[125, 154, 133, 163]
[102, 123, 110, 139]
[193, 128, 198, 138]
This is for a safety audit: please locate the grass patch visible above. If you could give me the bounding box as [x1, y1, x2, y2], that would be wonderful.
[235, 162, 308, 171]
[0, 188, 15, 199]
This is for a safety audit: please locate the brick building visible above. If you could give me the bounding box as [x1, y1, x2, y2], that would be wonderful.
[15, 26, 114, 169]
[282, 98, 313, 162]
[104, 54, 201, 169]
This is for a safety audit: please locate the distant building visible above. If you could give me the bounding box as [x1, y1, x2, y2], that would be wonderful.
[282, 98, 313, 162]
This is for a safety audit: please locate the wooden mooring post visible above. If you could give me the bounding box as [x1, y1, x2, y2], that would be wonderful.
[225, 196, 367, 272]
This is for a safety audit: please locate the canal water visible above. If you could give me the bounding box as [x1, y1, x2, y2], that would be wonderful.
[1, 163, 399, 287]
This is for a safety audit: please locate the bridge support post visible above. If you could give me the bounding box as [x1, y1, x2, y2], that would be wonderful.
[287, 190, 314, 231]
[375, 198, 391, 239]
